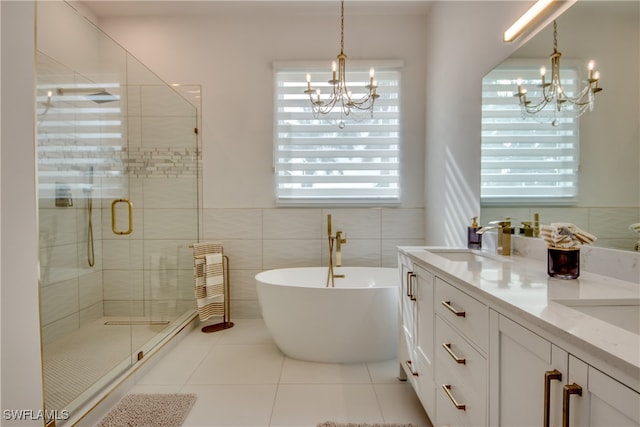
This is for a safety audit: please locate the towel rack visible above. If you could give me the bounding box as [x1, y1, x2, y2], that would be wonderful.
[190, 243, 234, 333]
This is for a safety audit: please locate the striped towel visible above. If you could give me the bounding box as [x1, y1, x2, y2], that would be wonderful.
[192, 242, 225, 322]
[540, 223, 597, 249]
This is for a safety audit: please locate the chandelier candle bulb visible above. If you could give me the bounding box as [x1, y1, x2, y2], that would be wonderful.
[303, 0, 379, 121]
[540, 67, 547, 86]
[512, 20, 603, 125]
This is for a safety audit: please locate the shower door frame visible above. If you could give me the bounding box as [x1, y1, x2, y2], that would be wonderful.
[35, 2, 200, 423]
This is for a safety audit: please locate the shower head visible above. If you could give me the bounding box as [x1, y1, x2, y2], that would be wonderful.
[56, 87, 118, 104]
[86, 90, 118, 104]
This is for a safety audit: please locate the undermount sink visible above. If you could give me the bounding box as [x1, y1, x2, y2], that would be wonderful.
[426, 249, 509, 263]
[556, 299, 640, 335]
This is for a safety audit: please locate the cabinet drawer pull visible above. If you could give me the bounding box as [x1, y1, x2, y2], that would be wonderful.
[562, 383, 582, 427]
[544, 369, 562, 427]
[404, 360, 419, 376]
[408, 273, 417, 301]
[442, 300, 466, 317]
[442, 343, 466, 364]
[442, 384, 466, 410]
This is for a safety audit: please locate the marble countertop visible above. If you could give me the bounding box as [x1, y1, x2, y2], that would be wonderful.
[399, 246, 640, 390]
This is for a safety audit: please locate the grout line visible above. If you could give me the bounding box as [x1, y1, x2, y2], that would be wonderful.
[266, 353, 287, 427]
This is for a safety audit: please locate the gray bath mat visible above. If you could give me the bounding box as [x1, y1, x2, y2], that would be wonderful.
[97, 393, 197, 427]
[318, 423, 417, 427]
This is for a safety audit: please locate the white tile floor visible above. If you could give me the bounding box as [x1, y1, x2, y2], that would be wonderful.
[123, 318, 433, 427]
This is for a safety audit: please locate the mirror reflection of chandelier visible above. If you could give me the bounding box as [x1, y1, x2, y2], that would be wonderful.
[304, 0, 379, 125]
[514, 20, 603, 126]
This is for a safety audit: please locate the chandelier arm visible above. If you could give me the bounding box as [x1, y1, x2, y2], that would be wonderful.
[514, 19, 602, 126]
[303, 0, 377, 123]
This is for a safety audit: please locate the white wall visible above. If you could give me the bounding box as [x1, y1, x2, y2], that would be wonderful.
[421, 1, 580, 247]
[1, 1, 44, 425]
[97, 6, 432, 317]
[422, 1, 524, 246]
[98, 9, 427, 209]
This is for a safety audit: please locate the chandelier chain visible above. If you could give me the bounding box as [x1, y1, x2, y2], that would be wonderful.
[340, 0, 345, 54]
[553, 20, 557, 52]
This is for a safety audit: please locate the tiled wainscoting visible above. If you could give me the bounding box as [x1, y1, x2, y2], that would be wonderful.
[202, 207, 426, 318]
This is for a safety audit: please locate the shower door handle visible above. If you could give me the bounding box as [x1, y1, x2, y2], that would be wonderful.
[111, 199, 133, 235]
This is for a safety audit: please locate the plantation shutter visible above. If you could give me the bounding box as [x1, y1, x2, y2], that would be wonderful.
[481, 63, 580, 204]
[274, 63, 401, 204]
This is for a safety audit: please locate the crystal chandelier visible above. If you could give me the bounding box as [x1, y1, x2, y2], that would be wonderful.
[304, 0, 379, 125]
[514, 20, 603, 126]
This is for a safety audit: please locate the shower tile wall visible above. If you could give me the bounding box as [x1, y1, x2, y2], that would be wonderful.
[202, 207, 426, 318]
[39, 80, 198, 342]
[101, 84, 198, 319]
[39, 198, 106, 345]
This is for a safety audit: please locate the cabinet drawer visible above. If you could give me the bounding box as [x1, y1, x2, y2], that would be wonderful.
[435, 277, 488, 352]
[435, 315, 487, 427]
[436, 315, 486, 396]
[436, 385, 463, 427]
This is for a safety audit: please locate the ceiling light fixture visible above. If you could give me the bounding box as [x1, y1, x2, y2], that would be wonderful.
[514, 20, 603, 126]
[304, 0, 379, 127]
[503, 0, 555, 42]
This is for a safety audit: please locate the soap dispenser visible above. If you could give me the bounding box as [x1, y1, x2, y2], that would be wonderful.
[467, 217, 482, 250]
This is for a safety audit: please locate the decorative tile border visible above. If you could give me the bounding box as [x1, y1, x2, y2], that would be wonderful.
[126, 147, 199, 178]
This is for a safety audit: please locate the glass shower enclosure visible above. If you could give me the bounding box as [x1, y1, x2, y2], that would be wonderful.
[36, 2, 199, 422]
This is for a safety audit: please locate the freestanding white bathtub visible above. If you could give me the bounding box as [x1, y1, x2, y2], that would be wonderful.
[255, 267, 398, 363]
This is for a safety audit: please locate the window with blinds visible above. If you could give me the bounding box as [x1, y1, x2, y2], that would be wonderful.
[274, 63, 401, 205]
[481, 63, 580, 205]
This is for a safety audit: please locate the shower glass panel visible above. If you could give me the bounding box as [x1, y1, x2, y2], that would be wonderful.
[36, 2, 199, 423]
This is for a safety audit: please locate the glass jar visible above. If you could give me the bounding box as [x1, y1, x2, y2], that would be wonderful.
[547, 247, 580, 279]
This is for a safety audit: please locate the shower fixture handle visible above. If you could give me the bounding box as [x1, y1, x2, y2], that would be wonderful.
[111, 198, 133, 235]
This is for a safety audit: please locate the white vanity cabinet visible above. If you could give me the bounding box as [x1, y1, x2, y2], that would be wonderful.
[489, 312, 569, 426]
[398, 252, 436, 416]
[414, 265, 436, 416]
[434, 277, 488, 427]
[398, 252, 418, 382]
[398, 247, 640, 427]
[489, 311, 640, 427]
[569, 356, 640, 427]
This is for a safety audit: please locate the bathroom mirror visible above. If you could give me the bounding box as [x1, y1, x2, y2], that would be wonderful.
[481, 0, 639, 251]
